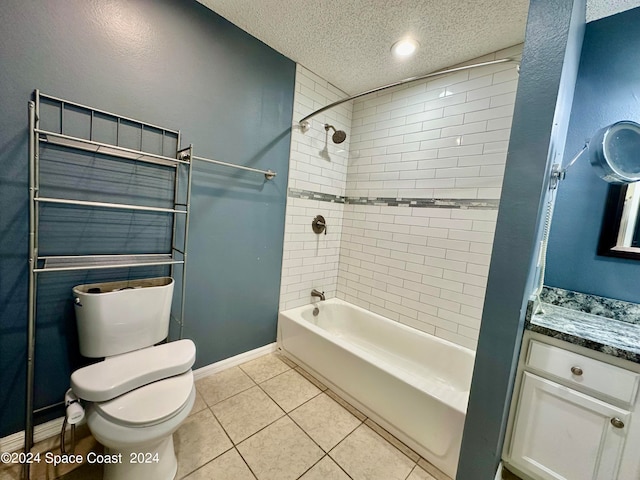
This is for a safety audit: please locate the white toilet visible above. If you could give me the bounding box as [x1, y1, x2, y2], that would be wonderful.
[70, 277, 196, 480]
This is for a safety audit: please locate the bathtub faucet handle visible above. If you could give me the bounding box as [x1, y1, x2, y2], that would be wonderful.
[312, 215, 327, 235]
[311, 289, 325, 301]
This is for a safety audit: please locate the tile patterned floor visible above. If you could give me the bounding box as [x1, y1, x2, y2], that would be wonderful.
[0, 351, 449, 480]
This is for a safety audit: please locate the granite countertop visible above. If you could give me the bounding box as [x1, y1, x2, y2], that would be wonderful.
[526, 287, 640, 364]
[528, 303, 640, 363]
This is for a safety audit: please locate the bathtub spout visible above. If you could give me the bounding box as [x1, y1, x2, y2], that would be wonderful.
[311, 289, 325, 301]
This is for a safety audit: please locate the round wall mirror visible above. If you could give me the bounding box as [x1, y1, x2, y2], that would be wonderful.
[589, 120, 640, 184]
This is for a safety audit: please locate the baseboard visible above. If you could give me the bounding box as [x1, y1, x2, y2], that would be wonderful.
[1, 342, 276, 452]
[192, 342, 277, 380]
[0, 416, 64, 453]
[495, 461, 503, 480]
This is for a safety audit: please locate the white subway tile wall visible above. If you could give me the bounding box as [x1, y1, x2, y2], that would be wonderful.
[337, 204, 498, 349]
[281, 45, 521, 349]
[289, 67, 352, 197]
[280, 197, 344, 310]
[279, 66, 352, 310]
[337, 45, 521, 349]
[347, 46, 520, 201]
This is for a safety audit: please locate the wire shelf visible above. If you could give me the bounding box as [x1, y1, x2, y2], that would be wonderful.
[38, 129, 188, 167]
[35, 254, 183, 273]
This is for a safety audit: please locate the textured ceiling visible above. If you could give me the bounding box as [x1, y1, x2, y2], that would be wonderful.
[587, 0, 640, 21]
[197, 0, 640, 95]
[197, 0, 529, 94]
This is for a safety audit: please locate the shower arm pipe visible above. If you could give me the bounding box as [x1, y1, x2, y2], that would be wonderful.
[298, 57, 519, 127]
[189, 154, 276, 180]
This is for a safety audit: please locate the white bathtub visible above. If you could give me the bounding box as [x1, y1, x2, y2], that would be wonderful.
[278, 298, 475, 478]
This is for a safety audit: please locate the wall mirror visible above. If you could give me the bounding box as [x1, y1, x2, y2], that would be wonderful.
[599, 182, 640, 259]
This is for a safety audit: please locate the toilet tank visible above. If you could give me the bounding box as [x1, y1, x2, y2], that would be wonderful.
[73, 277, 174, 358]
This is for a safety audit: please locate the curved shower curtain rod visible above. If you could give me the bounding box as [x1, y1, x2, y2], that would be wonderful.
[299, 57, 520, 130]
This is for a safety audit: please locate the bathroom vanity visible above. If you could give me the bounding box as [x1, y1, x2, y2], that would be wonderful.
[503, 289, 640, 480]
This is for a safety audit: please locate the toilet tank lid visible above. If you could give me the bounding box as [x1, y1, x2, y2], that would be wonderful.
[71, 339, 196, 402]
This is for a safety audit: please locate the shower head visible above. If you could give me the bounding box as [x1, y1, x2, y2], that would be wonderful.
[324, 124, 347, 144]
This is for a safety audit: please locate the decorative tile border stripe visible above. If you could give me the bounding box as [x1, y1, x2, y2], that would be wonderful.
[287, 188, 346, 203]
[347, 196, 499, 210]
[288, 188, 499, 210]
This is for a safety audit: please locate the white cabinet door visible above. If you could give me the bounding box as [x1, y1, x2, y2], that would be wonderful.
[509, 372, 630, 480]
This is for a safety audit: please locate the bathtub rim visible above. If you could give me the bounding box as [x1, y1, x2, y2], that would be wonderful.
[278, 298, 475, 415]
[281, 297, 475, 357]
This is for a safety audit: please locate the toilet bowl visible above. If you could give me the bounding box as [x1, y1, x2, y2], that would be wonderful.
[69, 277, 196, 480]
[85, 372, 195, 480]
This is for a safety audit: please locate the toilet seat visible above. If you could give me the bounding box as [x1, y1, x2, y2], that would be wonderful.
[95, 370, 194, 427]
[71, 339, 196, 402]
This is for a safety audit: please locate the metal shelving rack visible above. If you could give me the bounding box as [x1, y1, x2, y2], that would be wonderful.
[25, 90, 193, 464]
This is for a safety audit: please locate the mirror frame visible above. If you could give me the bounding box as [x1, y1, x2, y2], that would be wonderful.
[598, 184, 640, 260]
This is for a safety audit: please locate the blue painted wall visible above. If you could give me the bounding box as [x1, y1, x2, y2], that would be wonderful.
[546, 7, 640, 303]
[458, 0, 585, 478]
[0, 0, 294, 437]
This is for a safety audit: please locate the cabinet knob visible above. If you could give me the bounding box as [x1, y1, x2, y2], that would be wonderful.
[570, 366, 583, 376]
[611, 417, 625, 429]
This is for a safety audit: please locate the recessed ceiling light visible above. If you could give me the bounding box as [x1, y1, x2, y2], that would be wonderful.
[391, 38, 419, 58]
